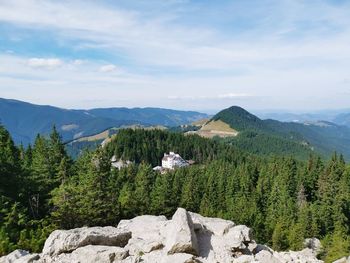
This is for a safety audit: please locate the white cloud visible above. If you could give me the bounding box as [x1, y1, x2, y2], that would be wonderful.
[1, 53, 350, 111]
[72, 59, 84, 65]
[1, 1, 350, 110]
[27, 58, 63, 69]
[167, 93, 253, 100]
[99, 64, 118, 72]
[217, 93, 252, 99]
[2, 0, 350, 72]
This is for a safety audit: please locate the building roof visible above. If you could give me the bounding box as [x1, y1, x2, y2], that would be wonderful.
[162, 152, 182, 161]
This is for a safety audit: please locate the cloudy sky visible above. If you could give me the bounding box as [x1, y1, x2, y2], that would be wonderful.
[0, 0, 350, 112]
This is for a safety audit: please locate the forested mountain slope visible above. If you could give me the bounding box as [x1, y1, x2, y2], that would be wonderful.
[209, 106, 350, 160]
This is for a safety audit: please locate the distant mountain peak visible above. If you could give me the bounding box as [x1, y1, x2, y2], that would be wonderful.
[211, 106, 264, 131]
[222, 105, 251, 112]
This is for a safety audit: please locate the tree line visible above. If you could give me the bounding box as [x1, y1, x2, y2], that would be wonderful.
[0, 127, 349, 262]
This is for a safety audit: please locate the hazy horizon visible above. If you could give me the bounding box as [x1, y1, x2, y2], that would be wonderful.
[1, 0, 350, 111]
[3, 96, 350, 116]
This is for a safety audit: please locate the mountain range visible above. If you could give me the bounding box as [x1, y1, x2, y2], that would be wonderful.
[0, 98, 208, 145]
[3, 97, 350, 160]
[193, 106, 350, 160]
[256, 109, 350, 127]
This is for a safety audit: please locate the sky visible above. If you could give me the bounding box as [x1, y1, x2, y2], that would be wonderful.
[0, 0, 350, 113]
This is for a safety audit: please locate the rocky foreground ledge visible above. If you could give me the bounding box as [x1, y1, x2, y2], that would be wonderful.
[1, 208, 347, 263]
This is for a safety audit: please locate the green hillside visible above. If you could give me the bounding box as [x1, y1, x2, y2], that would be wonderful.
[210, 106, 350, 160]
[223, 131, 313, 160]
[212, 106, 267, 132]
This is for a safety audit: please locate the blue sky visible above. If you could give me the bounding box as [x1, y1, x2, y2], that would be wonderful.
[0, 0, 350, 112]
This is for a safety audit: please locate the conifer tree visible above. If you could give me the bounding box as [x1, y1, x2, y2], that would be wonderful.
[150, 173, 173, 216]
[28, 135, 52, 218]
[133, 164, 152, 214]
[272, 222, 288, 251]
[0, 126, 20, 199]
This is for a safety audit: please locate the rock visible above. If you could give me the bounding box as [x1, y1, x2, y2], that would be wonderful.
[118, 215, 167, 256]
[224, 225, 252, 249]
[232, 255, 256, 263]
[2, 208, 325, 263]
[304, 238, 322, 255]
[275, 248, 324, 263]
[165, 208, 198, 255]
[255, 250, 281, 263]
[164, 253, 197, 263]
[117, 215, 168, 239]
[247, 241, 258, 253]
[139, 250, 197, 263]
[188, 211, 235, 236]
[51, 245, 128, 263]
[42, 226, 131, 256]
[0, 250, 27, 263]
[127, 237, 164, 256]
[15, 253, 40, 263]
[252, 244, 274, 255]
[255, 248, 325, 263]
[0, 249, 39, 263]
[333, 257, 350, 263]
[118, 215, 168, 245]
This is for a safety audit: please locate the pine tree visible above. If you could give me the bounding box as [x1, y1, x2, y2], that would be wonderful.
[29, 135, 51, 218]
[0, 126, 20, 199]
[180, 170, 201, 212]
[133, 164, 152, 215]
[316, 153, 343, 235]
[150, 173, 173, 216]
[118, 182, 135, 218]
[79, 149, 113, 225]
[272, 222, 288, 251]
[324, 230, 350, 263]
[48, 126, 70, 185]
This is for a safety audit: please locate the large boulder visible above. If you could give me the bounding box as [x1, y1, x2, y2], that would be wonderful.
[255, 250, 282, 263]
[42, 226, 131, 256]
[188, 212, 252, 262]
[275, 248, 324, 263]
[117, 215, 168, 242]
[333, 257, 350, 263]
[165, 208, 199, 255]
[0, 250, 27, 263]
[118, 215, 168, 256]
[188, 211, 235, 236]
[224, 225, 252, 249]
[126, 237, 164, 256]
[50, 245, 128, 263]
[136, 250, 197, 263]
[232, 255, 256, 263]
[304, 238, 322, 255]
[0, 250, 39, 263]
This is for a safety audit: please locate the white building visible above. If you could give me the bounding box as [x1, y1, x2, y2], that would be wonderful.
[161, 152, 189, 170]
